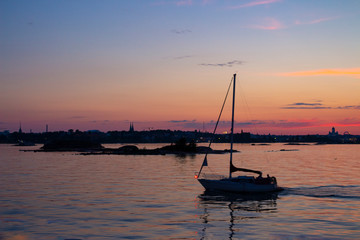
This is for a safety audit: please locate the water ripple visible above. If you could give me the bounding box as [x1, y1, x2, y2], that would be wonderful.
[282, 185, 360, 199]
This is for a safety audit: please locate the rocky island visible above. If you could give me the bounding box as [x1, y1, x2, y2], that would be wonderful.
[29, 137, 236, 155]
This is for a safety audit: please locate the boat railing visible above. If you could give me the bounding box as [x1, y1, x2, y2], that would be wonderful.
[195, 172, 226, 180]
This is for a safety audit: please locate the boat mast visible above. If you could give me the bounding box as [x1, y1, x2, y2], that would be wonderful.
[229, 73, 236, 179]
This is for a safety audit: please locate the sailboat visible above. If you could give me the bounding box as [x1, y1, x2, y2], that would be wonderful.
[196, 74, 281, 193]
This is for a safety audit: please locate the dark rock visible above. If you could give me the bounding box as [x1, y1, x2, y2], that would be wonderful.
[41, 139, 103, 151]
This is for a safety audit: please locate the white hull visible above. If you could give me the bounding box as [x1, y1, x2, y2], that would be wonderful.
[198, 178, 280, 193]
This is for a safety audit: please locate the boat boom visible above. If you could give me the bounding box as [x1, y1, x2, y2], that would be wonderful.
[230, 162, 262, 176]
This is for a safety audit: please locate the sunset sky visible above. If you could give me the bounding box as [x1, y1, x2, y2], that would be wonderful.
[1, 0, 359, 135]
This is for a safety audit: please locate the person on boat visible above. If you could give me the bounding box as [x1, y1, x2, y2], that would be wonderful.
[256, 174, 273, 184]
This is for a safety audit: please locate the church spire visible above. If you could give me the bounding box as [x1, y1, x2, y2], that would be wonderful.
[18, 122, 22, 134]
[129, 122, 134, 132]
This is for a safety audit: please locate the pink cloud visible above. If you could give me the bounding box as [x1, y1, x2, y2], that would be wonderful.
[176, 0, 193, 6]
[247, 18, 285, 30]
[295, 16, 339, 25]
[337, 118, 360, 127]
[229, 0, 281, 9]
[151, 0, 193, 6]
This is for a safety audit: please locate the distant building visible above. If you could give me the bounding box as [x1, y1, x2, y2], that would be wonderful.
[129, 122, 134, 132]
[0, 130, 10, 136]
[18, 122, 22, 134]
[328, 127, 338, 136]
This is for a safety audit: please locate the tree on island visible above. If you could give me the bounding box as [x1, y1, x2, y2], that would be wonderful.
[161, 137, 197, 152]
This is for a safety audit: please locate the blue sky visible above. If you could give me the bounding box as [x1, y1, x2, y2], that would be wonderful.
[1, 0, 360, 134]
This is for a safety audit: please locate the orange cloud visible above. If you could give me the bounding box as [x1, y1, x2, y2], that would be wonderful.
[280, 68, 360, 77]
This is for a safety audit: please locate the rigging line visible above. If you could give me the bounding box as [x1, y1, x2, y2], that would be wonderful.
[207, 76, 233, 153]
[238, 80, 258, 134]
[198, 75, 234, 175]
[207, 166, 216, 174]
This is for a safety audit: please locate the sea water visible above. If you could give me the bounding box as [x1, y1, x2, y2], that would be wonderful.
[1, 143, 359, 239]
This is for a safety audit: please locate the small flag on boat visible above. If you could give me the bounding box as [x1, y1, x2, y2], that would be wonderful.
[202, 156, 208, 166]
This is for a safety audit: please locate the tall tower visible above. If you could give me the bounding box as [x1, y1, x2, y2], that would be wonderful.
[129, 122, 134, 132]
[18, 122, 23, 134]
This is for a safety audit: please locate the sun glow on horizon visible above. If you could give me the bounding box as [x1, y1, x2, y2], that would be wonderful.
[280, 68, 360, 77]
[1, 1, 360, 135]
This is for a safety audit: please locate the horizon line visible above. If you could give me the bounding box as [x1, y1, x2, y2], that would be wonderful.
[2, 128, 359, 136]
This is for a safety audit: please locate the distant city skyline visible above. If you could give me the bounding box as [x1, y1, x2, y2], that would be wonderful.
[2, 122, 356, 136]
[1, 0, 359, 134]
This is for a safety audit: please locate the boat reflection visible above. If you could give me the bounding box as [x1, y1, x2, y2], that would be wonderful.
[199, 189, 279, 202]
[197, 190, 279, 239]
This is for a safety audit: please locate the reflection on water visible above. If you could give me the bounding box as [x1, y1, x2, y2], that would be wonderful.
[1, 143, 360, 239]
[199, 189, 279, 205]
[197, 185, 360, 239]
[198, 190, 279, 239]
